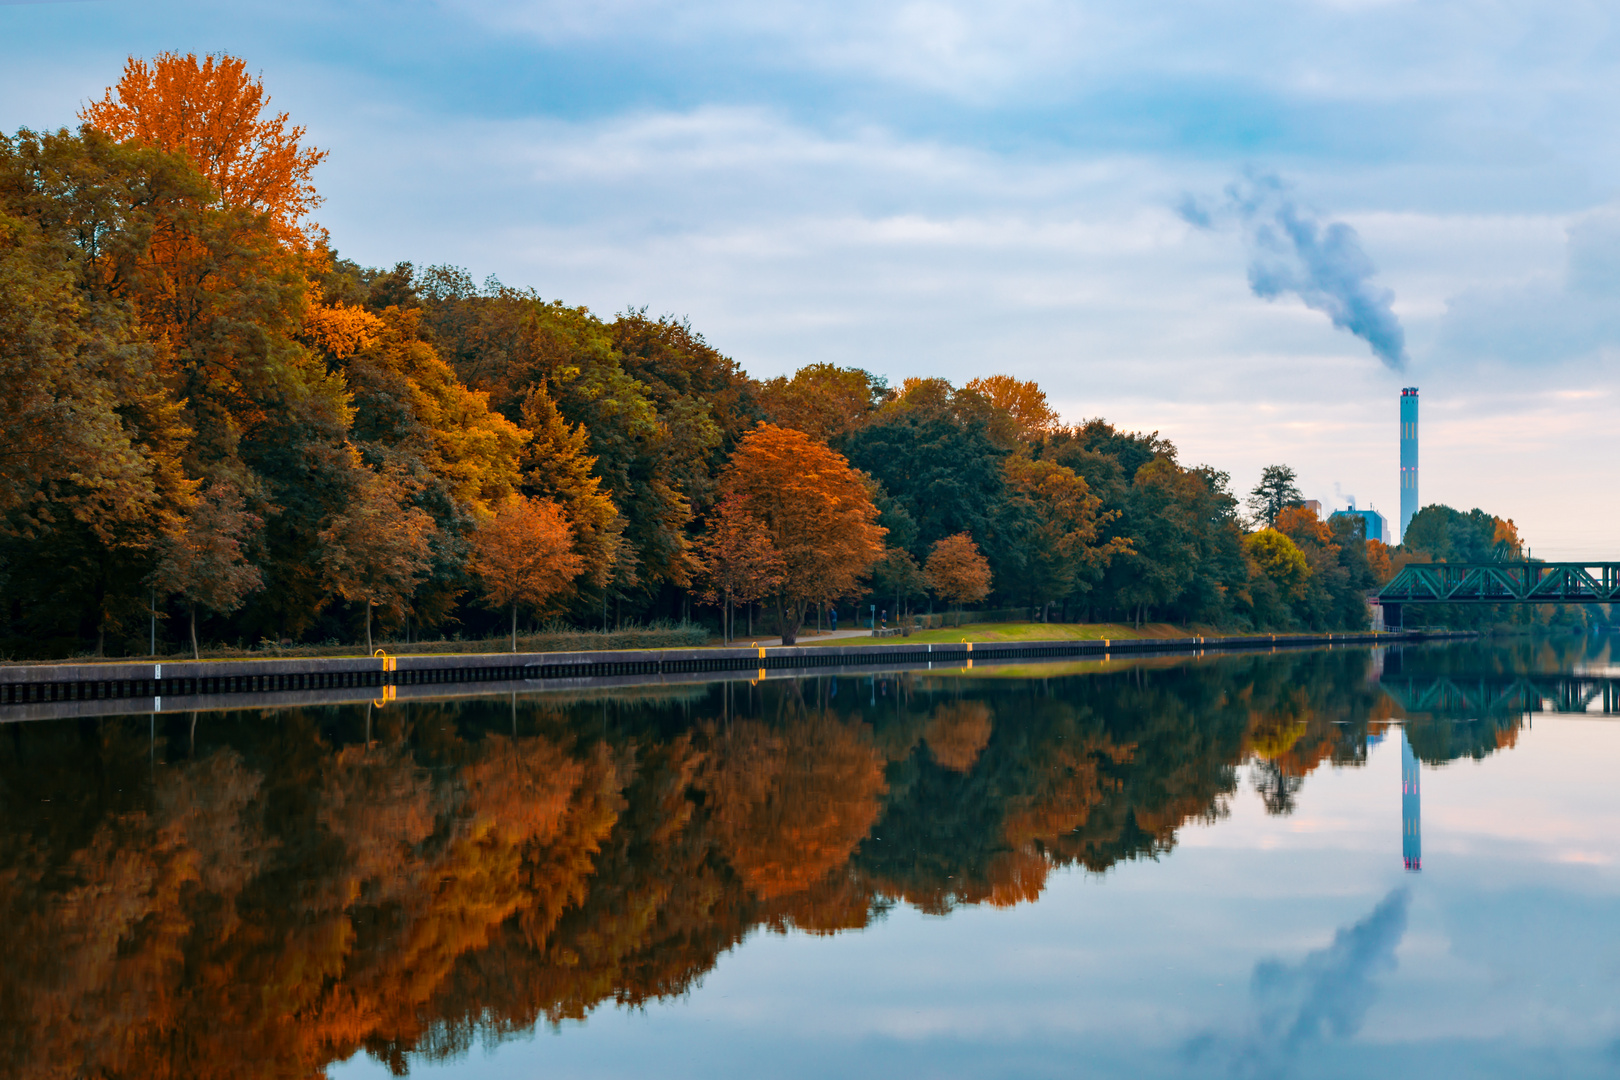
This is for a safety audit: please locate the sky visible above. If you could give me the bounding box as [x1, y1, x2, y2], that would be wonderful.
[4, 0, 1619, 555]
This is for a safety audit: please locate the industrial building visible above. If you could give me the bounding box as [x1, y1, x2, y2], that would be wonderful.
[1330, 501, 1388, 543]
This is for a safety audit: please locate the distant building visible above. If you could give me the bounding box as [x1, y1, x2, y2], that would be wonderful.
[1330, 506, 1388, 543]
[1301, 499, 1322, 518]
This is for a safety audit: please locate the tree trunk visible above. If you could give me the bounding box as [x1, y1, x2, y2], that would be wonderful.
[776, 595, 799, 646]
[366, 603, 373, 653]
[190, 607, 200, 660]
[511, 601, 518, 653]
[748, 603, 753, 638]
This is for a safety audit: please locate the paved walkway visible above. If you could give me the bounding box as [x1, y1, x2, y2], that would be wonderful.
[717, 628, 874, 648]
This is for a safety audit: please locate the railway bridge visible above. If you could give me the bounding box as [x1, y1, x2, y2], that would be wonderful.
[1376, 562, 1620, 627]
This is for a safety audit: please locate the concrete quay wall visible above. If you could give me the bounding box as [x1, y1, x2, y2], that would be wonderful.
[0, 629, 1469, 723]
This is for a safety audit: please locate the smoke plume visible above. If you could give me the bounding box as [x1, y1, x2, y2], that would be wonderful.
[1181, 173, 1409, 370]
[1184, 887, 1411, 1078]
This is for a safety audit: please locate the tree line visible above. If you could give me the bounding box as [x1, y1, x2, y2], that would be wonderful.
[2, 52, 1536, 658]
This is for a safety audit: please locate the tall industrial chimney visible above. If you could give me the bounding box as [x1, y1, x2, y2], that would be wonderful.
[1399, 387, 1419, 543]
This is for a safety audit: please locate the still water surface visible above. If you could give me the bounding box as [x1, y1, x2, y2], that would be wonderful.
[6, 639, 1620, 1078]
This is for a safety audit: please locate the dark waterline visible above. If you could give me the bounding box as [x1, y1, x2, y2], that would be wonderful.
[4, 637, 1617, 1079]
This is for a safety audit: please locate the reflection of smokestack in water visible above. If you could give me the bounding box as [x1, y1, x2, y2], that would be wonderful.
[1401, 727, 1421, 872]
[1399, 388, 1419, 542]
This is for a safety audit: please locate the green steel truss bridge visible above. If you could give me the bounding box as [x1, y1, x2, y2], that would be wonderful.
[1377, 562, 1620, 605]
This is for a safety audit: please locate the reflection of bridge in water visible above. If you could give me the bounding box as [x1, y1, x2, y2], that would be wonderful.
[1382, 671, 1620, 874]
[1380, 674, 1620, 718]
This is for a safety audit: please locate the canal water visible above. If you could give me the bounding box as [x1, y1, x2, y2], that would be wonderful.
[4, 638, 1618, 1079]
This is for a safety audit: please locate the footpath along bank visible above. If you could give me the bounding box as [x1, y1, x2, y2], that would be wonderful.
[0, 628, 1471, 723]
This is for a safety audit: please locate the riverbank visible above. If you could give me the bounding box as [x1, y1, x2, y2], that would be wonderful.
[0, 626, 1473, 722]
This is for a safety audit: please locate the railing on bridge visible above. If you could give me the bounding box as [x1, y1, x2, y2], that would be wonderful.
[1377, 562, 1620, 605]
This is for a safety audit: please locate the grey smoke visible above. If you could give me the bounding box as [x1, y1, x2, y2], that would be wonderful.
[1180, 173, 1409, 371]
[1184, 887, 1411, 1078]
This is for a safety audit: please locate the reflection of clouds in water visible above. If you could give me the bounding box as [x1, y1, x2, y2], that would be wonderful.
[1185, 888, 1409, 1078]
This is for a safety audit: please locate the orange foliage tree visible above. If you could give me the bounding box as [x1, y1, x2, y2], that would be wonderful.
[468, 495, 584, 651]
[924, 532, 992, 624]
[718, 424, 885, 645]
[81, 52, 328, 249]
[692, 497, 786, 642]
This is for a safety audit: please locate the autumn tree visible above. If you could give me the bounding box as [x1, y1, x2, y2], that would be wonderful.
[963, 375, 1061, 442]
[692, 498, 786, 642]
[468, 495, 584, 651]
[153, 480, 263, 658]
[925, 533, 992, 625]
[1367, 538, 1393, 582]
[757, 363, 885, 443]
[718, 424, 885, 645]
[1244, 528, 1311, 629]
[341, 306, 528, 516]
[81, 51, 328, 248]
[0, 200, 177, 537]
[519, 384, 623, 597]
[318, 467, 438, 651]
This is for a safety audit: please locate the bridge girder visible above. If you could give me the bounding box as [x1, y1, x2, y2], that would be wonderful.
[1376, 562, 1620, 604]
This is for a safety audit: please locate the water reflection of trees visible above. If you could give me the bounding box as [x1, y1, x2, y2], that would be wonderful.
[0, 643, 1559, 1078]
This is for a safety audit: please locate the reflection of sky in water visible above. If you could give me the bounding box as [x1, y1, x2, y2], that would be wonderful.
[335, 716, 1620, 1080]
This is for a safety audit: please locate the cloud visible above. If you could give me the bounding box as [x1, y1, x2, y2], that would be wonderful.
[1182, 172, 1409, 370]
[1437, 204, 1620, 367]
[1184, 888, 1410, 1078]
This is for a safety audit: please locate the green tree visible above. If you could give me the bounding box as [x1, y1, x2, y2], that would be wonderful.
[872, 548, 929, 626]
[153, 480, 264, 657]
[992, 456, 1125, 619]
[1247, 464, 1304, 528]
[318, 466, 438, 651]
[843, 384, 1010, 562]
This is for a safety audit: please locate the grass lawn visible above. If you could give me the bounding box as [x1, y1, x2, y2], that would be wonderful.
[786, 621, 1236, 646]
